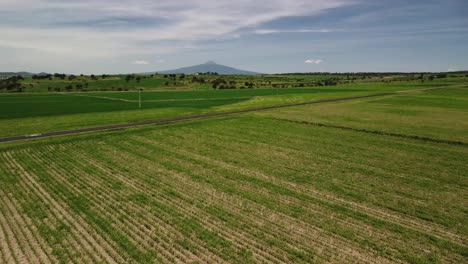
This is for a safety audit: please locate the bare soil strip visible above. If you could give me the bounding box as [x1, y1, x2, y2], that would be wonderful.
[0, 194, 51, 263]
[0, 204, 26, 263]
[1, 84, 464, 143]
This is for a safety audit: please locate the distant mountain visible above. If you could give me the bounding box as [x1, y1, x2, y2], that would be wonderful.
[152, 61, 261, 75]
[0, 72, 36, 78]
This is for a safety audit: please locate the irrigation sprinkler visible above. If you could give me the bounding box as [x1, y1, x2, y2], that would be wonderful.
[138, 88, 143, 108]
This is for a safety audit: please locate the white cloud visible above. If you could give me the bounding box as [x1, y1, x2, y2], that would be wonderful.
[447, 67, 457, 72]
[305, 59, 323, 64]
[255, 29, 332, 34]
[133, 60, 150, 65]
[0, 0, 349, 59]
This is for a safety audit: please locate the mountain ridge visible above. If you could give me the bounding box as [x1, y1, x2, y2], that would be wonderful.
[149, 61, 261, 75]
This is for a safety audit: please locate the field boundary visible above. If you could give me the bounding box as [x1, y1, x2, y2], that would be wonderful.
[71, 95, 252, 103]
[267, 117, 468, 146]
[65, 93, 135, 102]
[1, 84, 465, 143]
[144, 97, 252, 102]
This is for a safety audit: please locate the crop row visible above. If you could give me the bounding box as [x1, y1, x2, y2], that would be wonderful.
[0, 115, 466, 263]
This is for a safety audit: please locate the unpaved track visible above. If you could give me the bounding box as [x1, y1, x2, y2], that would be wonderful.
[0, 84, 464, 143]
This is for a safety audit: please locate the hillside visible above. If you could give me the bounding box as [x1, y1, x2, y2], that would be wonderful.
[153, 61, 261, 75]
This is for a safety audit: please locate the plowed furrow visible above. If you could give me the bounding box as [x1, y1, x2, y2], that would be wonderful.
[3, 151, 121, 264]
[167, 125, 467, 246]
[0, 203, 27, 263]
[103, 138, 394, 264]
[0, 193, 52, 263]
[35, 144, 216, 264]
[61, 142, 281, 263]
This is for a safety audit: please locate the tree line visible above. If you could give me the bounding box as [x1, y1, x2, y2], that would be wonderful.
[0, 76, 24, 92]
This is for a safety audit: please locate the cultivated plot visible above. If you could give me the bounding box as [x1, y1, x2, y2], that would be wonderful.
[0, 104, 467, 263]
[1, 82, 465, 139]
[256, 87, 468, 143]
[0, 86, 374, 138]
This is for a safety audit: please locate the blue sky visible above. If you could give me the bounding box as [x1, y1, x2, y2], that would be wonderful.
[0, 0, 467, 74]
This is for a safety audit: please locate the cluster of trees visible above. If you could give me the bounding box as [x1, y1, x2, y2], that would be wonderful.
[125, 74, 142, 83]
[244, 82, 255, 88]
[163, 74, 178, 80]
[283, 81, 338, 88]
[32, 74, 53, 80]
[322, 79, 339, 86]
[46, 84, 131, 92]
[191, 76, 207, 83]
[211, 78, 227, 89]
[197, 72, 219, 75]
[32, 73, 110, 81]
[433, 73, 447, 79]
[53, 73, 67, 79]
[0, 76, 23, 91]
[272, 84, 290, 88]
[211, 79, 254, 89]
[47, 82, 90, 92]
[68, 75, 78, 81]
[65, 83, 88, 91]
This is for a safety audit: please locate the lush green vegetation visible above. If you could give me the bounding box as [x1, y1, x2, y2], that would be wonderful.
[0, 87, 357, 138]
[0, 73, 467, 263]
[1, 76, 466, 138]
[0, 87, 467, 262]
[1, 71, 466, 93]
[257, 87, 468, 143]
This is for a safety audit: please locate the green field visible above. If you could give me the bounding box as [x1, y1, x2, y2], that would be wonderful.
[10, 73, 349, 92]
[257, 87, 468, 143]
[0, 82, 468, 263]
[0, 87, 358, 138]
[0, 76, 467, 263]
[3, 71, 466, 93]
[0, 79, 465, 138]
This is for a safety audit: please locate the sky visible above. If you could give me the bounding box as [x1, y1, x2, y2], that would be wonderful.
[0, 0, 467, 74]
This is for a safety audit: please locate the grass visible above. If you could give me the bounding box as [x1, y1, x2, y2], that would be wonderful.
[0, 78, 467, 263]
[14, 73, 380, 92]
[13, 73, 466, 93]
[0, 86, 467, 263]
[256, 87, 468, 143]
[1, 79, 466, 138]
[0, 87, 364, 119]
[0, 87, 356, 138]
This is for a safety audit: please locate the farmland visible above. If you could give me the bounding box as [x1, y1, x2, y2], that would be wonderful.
[2, 0, 468, 262]
[2, 71, 466, 93]
[0, 80, 467, 263]
[0, 77, 466, 138]
[0, 87, 360, 138]
[257, 86, 468, 143]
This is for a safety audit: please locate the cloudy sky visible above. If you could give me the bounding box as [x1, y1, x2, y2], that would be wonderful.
[0, 0, 467, 74]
